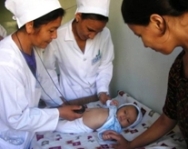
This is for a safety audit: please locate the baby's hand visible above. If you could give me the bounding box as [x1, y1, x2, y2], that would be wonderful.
[99, 92, 110, 104]
[110, 99, 119, 106]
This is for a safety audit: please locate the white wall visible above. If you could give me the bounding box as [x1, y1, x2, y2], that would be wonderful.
[107, 0, 181, 113]
[59, 0, 76, 24]
[0, 0, 17, 34]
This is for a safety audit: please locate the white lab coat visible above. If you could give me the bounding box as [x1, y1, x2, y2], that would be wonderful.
[0, 36, 60, 149]
[43, 20, 114, 100]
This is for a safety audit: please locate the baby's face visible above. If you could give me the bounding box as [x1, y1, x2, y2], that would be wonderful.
[116, 105, 137, 128]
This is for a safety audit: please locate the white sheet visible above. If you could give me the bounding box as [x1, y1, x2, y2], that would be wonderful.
[30, 91, 186, 149]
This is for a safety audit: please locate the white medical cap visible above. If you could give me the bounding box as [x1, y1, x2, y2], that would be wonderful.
[118, 103, 143, 128]
[5, 0, 62, 28]
[75, 0, 111, 17]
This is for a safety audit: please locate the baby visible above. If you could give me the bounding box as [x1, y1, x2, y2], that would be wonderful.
[56, 100, 142, 142]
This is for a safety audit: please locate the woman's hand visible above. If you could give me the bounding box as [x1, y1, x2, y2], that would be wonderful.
[99, 92, 110, 104]
[102, 130, 132, 149]
[58, 104, 83, 121]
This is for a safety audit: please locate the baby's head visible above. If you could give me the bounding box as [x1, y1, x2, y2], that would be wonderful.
[116, 103, 142, 128]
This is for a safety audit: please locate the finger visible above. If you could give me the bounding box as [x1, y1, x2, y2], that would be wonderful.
[109, 134, 121, 141]
[103, 130, 119, 135]
[72, 115, 82, 120]
[71, 105, 82, 110]
[100, 99, 106, 104]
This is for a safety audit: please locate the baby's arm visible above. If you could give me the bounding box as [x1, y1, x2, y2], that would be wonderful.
[106, 99, 119, 107]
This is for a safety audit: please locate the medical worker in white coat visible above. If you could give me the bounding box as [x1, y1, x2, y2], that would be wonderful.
[0, 0, 83, 148]
[43, 0, 114, 104]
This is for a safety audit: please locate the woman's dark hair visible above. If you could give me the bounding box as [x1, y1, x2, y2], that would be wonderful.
[121, 0, 188, 25]
[20, 8, 65, 29]
[80, 13, 109, 22]
[33, 8, 65, 28]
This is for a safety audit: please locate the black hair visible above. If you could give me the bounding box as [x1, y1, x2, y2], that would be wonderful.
[33, 8, 65, 28]
[121, 0, 188, 25]
[80, 13, 109, 22]
[20, 8, 65, 29]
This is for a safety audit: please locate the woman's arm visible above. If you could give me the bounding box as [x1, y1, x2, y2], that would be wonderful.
[103, 113, 177, 149]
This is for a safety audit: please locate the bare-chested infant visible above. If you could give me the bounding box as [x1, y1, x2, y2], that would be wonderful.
[56, 100, 142, 142]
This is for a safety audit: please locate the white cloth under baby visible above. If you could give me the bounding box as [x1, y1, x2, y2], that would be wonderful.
[56, 117, 93, 133]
